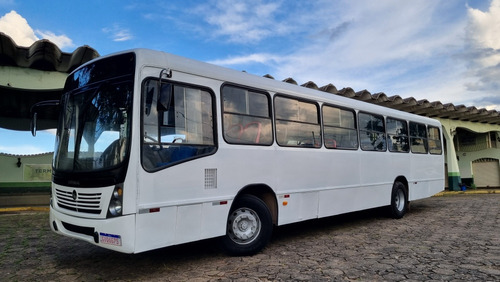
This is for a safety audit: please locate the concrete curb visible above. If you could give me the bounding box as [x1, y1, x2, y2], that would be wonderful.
[433, 190, 499, 197]
[0, 206, 49, 213]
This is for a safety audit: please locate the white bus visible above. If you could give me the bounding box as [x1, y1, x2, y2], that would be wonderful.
[35, 49, 444, 255]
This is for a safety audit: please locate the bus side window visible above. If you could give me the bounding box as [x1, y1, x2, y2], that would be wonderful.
[275, 96, 321, 148]
[428, 126, 442, 154]
[386, 117, 409, 153]
[409, 122, 428, 154]
[222, 85, 273, 145]
[359, 112, 386, 151]
[322, 105, 358, 149]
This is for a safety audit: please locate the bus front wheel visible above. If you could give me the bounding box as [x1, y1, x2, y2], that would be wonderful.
[389, 181, 408, 219]
[221, 194, 272, 256]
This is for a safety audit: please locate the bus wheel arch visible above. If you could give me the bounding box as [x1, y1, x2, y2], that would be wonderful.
[221, 184, 277, 256]
[233, 184, 278, 225]
[390, 177, 409, 219]
[222, 194, 273, 256]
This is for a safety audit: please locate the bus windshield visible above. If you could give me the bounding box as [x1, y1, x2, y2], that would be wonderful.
[53, 80, 133, 172]
[53, 53, 136, 175]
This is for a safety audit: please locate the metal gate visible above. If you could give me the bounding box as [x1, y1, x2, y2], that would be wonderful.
[472, 158, 500, 188]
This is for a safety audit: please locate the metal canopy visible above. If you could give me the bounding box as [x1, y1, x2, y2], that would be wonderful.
[0, 32, 99, 131]
[278, 75, 500, 125]
[0, 32, 98, 72]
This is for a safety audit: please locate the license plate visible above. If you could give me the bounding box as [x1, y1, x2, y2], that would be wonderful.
[99, 232, 122, 246]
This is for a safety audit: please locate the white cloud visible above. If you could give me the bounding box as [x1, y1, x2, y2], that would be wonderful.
[0, 10, 38, 46]
[195, 0, 288, 43]
[36, 30, 74, 49]
[208, 53, 284, 66]
[215, 1, 465, 94]
[0, 10, 74, 49]
[464, 0, 500, 100]
[42, 129, 57, 135]
[102, 24, 133, 42]
[205, 0, 461, 73]
[302, 2, 460, 76]
[467, 0, 500, 50]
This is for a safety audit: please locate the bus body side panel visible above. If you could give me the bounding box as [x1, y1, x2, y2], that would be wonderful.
[135, 206, 177, 253]
[317, 186, 384, 217]
[277, 191, 319, 225]
[134, 156, 235, 253]
[272, 148, 326, 225]
[317, 151, 409, 218]
[278, 149, 361, 223]
[409, 153, 444, 201]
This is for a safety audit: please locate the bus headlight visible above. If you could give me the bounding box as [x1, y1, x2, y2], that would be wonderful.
[109, 199, 122, 216]
[107, 184, 123, 217]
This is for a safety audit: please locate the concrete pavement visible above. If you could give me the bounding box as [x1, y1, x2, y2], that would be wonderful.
[0, 192, 499, 281]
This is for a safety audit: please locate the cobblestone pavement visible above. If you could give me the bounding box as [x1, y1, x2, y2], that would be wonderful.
[0, 194, 499, 281]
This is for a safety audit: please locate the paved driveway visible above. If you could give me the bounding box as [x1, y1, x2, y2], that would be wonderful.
[1, 194, 499, 281]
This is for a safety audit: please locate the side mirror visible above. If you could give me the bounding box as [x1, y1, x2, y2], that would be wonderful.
[30, 100, 60, 137]
[31, 112, 38, 137]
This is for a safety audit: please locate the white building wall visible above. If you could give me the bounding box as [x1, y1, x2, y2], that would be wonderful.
[0, 153, 53, 183]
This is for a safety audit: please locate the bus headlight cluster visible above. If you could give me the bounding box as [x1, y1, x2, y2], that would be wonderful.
[108, 185, 123, 217]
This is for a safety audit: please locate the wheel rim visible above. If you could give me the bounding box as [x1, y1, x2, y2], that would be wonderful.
[228, 207, 261, 245]
[394, 189, 405, 211]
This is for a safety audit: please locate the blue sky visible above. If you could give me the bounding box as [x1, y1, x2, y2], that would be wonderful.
[1, 0, 499, 154]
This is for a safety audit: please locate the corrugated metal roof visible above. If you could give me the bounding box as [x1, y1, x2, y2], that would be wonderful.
[0, 32, 99, 73]
[0, 33, 100, 131]
[0, 152, 53, 157]
[270, 75, 500, 125]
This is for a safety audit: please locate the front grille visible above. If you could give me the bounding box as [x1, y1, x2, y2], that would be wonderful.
[55, 189, 102, 214]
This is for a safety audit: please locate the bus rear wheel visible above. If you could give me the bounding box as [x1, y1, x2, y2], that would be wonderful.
[221, 194, 272, 256]
[389, 181, 408, 219]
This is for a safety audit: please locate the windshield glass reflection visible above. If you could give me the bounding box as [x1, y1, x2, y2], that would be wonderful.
[54, 81, 133, 172]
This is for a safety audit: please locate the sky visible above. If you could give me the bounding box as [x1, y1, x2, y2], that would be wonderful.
[0, 0, 499, 155]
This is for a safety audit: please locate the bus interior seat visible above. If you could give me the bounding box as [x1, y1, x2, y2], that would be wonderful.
[226, 122, 262, 144]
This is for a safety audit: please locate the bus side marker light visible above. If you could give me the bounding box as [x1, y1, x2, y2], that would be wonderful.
[212, 201, 228, 206]
[149, 208, 160, 213]
[283, 201, 288, 206]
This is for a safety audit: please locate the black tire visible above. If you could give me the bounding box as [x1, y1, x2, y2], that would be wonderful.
[389, 181, 408, 219]
[220, 194, 273, 256]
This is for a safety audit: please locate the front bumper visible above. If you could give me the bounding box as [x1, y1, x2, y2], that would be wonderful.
[50, 206, 136, 253]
